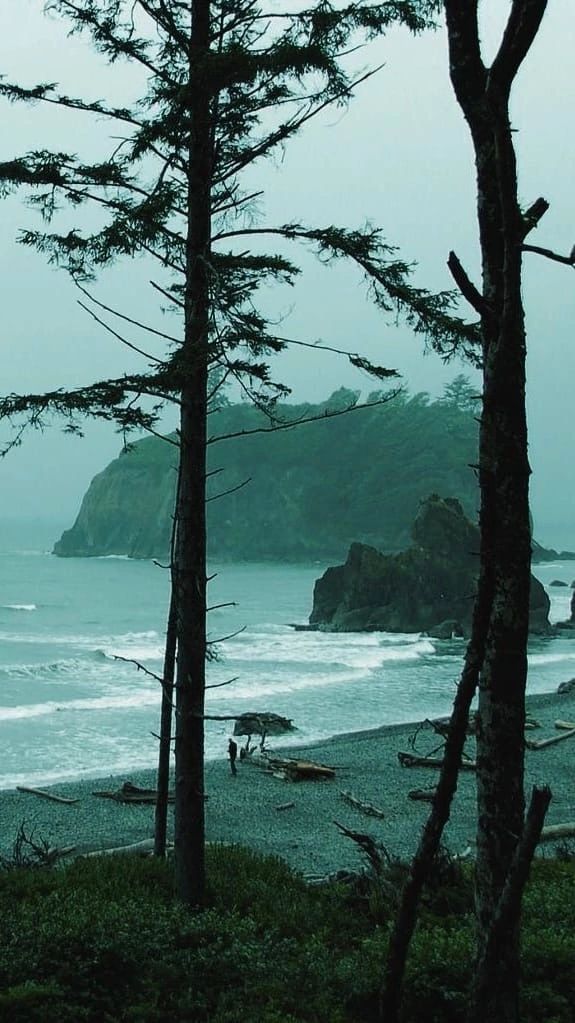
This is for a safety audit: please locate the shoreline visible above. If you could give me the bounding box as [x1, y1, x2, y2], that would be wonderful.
[2, 688, 575, 876]
[2, 687, 569, 796]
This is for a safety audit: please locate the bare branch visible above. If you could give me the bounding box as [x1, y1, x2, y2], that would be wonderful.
[447, 251, 488, 317]
[205, 676, 239, 690]
[488, 0, 548, 99]
[75, 280, 182, 345]
[208, 393, 401, 445]
[112, 654, 163, 684]
[523, 243, 575, 267]
[443, 1, 487, 108]
[206, 476, 252, 501]
[521, 196, 549, 237]
[77, 300, 164, 364]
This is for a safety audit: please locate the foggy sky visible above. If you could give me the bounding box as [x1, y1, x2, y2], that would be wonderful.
[0, 2, 574, 547]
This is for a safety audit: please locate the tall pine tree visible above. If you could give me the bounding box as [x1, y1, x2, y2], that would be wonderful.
[0, 0, 477, 905]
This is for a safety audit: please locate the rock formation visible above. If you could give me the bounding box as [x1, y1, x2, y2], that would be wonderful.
[309, 495, 550, 636]
[53, 390, 480, 561]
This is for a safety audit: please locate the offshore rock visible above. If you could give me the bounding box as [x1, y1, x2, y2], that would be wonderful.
[233, 712, 295, 737]
[555, 588, 575, 632]
[309, 495, 550, 636]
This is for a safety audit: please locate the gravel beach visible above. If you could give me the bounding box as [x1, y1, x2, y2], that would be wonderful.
[2, 690, 575, 877]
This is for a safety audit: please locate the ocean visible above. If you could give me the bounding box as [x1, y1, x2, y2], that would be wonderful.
[1, 520, 575, 791]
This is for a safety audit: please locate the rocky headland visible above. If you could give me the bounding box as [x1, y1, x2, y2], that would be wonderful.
[309, 495, 551, 636]
[53, 388, 481, 561]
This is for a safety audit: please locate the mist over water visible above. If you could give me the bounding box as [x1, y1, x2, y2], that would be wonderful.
[1, 520, 574, 790]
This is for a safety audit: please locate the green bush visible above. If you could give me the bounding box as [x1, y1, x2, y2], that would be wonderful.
[1, 849, 574, 1023]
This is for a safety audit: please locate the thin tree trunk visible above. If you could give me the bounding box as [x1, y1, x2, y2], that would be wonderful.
[443, 5, 547, 1020]
[154, 590, 177, 856]
[468, 785, 552, 1023]
[173, 0, 212, 907]
[379, 562, 493, 1021]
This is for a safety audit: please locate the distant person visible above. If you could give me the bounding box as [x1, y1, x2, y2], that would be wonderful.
[228, 737, 238, 776]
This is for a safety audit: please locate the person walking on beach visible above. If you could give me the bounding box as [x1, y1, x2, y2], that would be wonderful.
[228, 737, 238, 776]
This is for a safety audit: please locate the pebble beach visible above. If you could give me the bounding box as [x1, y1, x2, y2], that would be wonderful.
[1, 689, 574, 877]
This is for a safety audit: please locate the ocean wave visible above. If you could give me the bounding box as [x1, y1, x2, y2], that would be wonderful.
[225, 633, 435, 668]
[528, 650, 575, 666]
[1, 603, 37, 611]
[0, 657, 92, 679]
[208, 668, 367, 700]
[0, 690, 160, 722]
[93, 554, 132, 560]
[0, 646, 159, 679]
[0, 628, 163, 659]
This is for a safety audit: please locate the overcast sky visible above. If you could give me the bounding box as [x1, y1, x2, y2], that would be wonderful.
[0, 1, 574, 546]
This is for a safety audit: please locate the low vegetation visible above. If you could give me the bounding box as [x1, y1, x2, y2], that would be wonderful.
[1, 846, 573, 1022]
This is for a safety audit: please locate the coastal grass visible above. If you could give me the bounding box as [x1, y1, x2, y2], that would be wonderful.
[1, 847, 574, 1022]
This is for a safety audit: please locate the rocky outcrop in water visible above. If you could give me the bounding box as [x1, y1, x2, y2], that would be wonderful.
[309, 495, 551, 636]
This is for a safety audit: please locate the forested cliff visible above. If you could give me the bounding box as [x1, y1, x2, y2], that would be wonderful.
[54, 386, 479, 562]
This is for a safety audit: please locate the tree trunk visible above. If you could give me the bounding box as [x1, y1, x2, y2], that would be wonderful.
[173, 0, 212, 907]
[379, 575, 490, 1021]
[443, 5, 548, 1020]
[154, 590, 177, 857]
[472, 110, 530, 1020]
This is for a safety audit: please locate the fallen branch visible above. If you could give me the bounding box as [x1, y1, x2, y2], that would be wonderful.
[275, 801, 295, 812]
[340, 789, 385, 819]
[16, 786, 79, 805]
[398, 751, 476, 771]
[555, 719, 575, 730]
[334, 820, 390, 875]
[539, 822, 575, 843]
[526, 727, 575, 751]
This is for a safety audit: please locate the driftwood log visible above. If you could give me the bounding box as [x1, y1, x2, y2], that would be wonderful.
[82, 838, 169, 857]
[340, 790, 385, 819]
[16, 785, 79, 805]
[275, 801, 296, 812]
[539, 823, 575, 843]
[265, 757, 335, 781]
[555, 719, 575, 730]
[92, 781, 175, 804]
[46, 844, 77, 860]
[525, 727, 575, 751]
[398, 751, 476, 771]
[408, 788, 436, 802]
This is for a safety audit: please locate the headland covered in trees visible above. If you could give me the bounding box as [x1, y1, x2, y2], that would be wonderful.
[54, 383, 480, 562]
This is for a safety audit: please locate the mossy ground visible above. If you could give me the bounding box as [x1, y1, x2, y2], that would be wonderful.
[1, 846, 574, 1022]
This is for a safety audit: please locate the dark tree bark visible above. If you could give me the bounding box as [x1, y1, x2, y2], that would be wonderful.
[154, 590, 177, 857]
[444, 4, 548, 1020]
[468, 785, 552, 1023]
[173, 0, 212, 907]
[380, 569, 492, 1020]
[381, 4, 549, 1021]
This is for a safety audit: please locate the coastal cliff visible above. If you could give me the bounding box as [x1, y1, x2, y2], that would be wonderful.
[54, 388, 480, 561]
